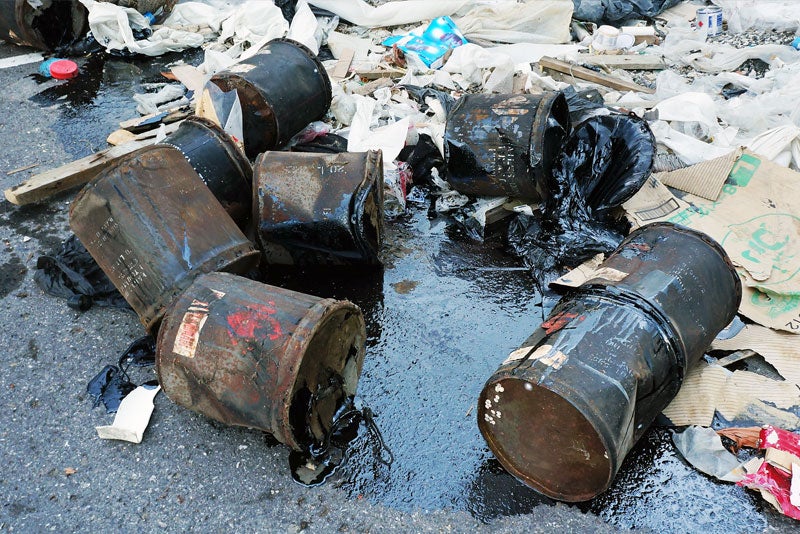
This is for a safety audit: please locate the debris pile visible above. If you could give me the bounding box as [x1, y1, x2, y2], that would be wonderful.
[3, 0, 800, 522]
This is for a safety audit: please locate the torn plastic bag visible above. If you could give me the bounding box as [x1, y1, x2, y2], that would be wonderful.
[508, 114, 655, 283]
[34, 234, 129, 311]
[560, 86, 604, 127]
[403, 85, 457, 117]
[711, 0, 800, 33]
[397, 134, 445, 186]
[87, 335, 156, 414]
[572, 0, 682, 25]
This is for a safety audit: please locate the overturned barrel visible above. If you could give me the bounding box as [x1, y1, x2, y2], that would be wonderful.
[209, 38, 332, 159]
[160, 116, 253, 230]
[477, 222, 741, 502]
[0, 0, 87, 51]
[155, 271, 367, 450]
[444, 92, 570, 199]
[254, 150, 384, 266]
[69, 145, 260, 333]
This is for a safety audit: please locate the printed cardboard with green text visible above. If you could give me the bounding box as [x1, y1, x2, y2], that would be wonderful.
[623, 149, 800, 333]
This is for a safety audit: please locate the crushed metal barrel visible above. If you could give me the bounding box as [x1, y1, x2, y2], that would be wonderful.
[253, 149, 384, 266]
[160, 116, 253, 230]
[210, 38, 332, 159]
[69, 145, 260, 333]
[444, 92, 571, 199]
[0, 0, 87, 51]
[155, 271, 367, 451]
[478, 222, 742, 502]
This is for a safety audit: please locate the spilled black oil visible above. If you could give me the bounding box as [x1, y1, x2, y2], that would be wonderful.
[29, 49, 203, 159]
[289, 400, 393, 487]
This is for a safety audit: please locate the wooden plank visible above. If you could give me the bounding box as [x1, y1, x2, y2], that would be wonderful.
[106, 120, 182, 146]
[331, 48, 355, 80]
[538, 56, 655, 94]
[581, 54, 665, 70]
[355, 67, 406, 80]
[4, 139, 157, 206]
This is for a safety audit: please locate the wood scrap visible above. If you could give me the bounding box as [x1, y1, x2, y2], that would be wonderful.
[355, 67, 406, 80]
[538, 56, 656, 94]
[119, 105, 191, 133]
[5, 138, 159, 206]
[106, 121, 182, 147]
[6, 163, 39, 176]
[331, 48, 355, 80]
[581, 54, 666, 70]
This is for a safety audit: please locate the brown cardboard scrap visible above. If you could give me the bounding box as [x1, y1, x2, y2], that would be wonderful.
[662, 362, 800, 429]
[765, 448, 800, 473]
[662, 363, 726, 427]
[712, 324, 800, 385]
[655, 149, 740, 201]
[623, 150, 800, 333]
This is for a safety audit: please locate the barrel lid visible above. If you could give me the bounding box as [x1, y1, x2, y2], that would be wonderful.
[50, 59, 79, 80]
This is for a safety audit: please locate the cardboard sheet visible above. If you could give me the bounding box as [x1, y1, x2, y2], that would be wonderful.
[712, 324, 800, 385]
[662, 362, 800, 429]
[623, 150, 800, 333]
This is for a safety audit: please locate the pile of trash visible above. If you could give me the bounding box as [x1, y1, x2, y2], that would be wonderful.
[4, 0, 800, 519]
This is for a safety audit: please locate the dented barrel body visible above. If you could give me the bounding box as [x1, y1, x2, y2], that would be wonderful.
[254, 150, 384, 266]
[69, 145, 260, 333]
[0, 0, 87, 51]
[160, 117, 253, 230]
[155, 271, 367, 450]
[444, 92, 570, 199]
[210, 38, 332, 159]
[478, 222, 741, 502]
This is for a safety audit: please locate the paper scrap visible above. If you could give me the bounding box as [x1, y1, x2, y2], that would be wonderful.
[624, 150, 800, 333]
[96, 385, 160, 443]
[672, 426, 746, 482]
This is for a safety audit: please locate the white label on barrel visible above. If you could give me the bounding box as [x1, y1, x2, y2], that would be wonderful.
[503, 344, 567, 369]
[530, 345, 568, 370]
[173, 305, 208, 359]
[504, 345, 534, 364]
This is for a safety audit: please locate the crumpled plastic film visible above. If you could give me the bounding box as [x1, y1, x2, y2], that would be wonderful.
[34, 234, 129, 311]
[572, 0, 682, 25]
[508, 114, 655, 283]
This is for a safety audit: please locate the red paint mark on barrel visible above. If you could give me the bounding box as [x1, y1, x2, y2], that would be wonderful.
[227, 300, 283, 343]
[541, 312, 583, 334]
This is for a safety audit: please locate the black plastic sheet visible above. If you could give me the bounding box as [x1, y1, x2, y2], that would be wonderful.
[397, 134, 445, 186]
[572, 0, 682, 25]
[508, 114, 655, 284]
[34, 234, 129, 311]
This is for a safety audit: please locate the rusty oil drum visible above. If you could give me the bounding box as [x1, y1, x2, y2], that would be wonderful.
[253, 150, 384, 266]
[477, 222, 741, 502]
[0, 0, 87, 50]
[444, 92, 570, 199]
[69, 145, 260, 333]
[160, 116, 253, 230]
[210, 38, 332, 159]
[155, 271, 367, 450]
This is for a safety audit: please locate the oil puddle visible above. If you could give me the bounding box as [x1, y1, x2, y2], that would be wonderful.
[28, 49, 203, 159]
[269, 205, 794, 530]
[0, 253, 27, 299]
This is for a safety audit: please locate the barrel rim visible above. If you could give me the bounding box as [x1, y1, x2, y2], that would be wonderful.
[477, 374, 615, 502]
[160, 115, 253, 184]
[277, 297, 367, 449]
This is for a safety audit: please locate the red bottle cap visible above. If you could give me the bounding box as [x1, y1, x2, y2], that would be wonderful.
[49, 59, 79, 80]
